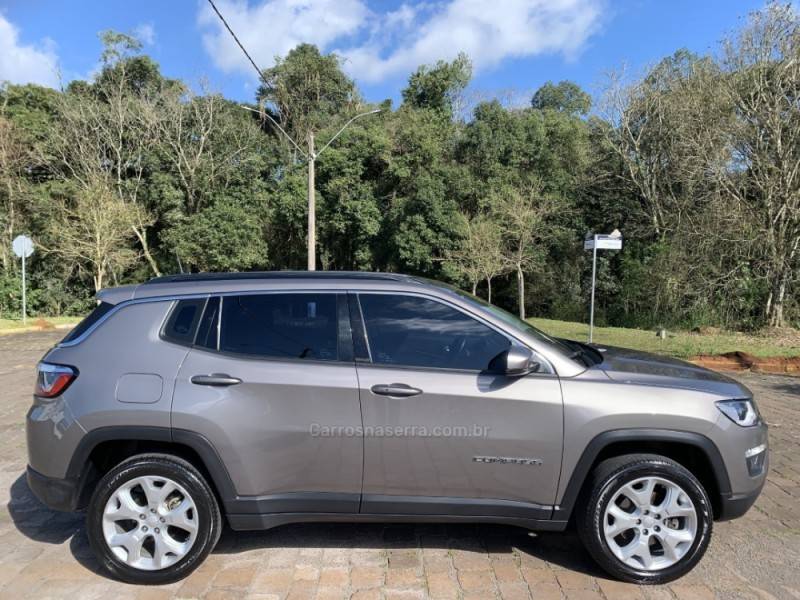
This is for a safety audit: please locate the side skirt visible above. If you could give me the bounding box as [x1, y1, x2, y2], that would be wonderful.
[227, 512, 569, 532]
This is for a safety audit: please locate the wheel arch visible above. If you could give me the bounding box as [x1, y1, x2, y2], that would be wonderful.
[554, 429, 731, 522]
[68, 426, 237, 511]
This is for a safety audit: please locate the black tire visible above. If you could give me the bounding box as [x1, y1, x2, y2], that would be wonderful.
[86, 453, 222, 584]
[576, 453, 712, 584]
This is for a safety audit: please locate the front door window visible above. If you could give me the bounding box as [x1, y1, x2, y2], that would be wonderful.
[358, 294, 510, 371]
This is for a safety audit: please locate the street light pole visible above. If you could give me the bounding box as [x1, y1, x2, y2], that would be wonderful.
[210, 1, 381, 271]
[240, 105, 380, 271]
[307, 130, 316, 271]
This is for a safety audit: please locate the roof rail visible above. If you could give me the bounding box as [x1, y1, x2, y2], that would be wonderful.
[143, 271, 416, 285]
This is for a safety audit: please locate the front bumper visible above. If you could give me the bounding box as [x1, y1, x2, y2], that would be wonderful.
[26, 465, 81, 512]
[710, 412, 768, 520]
[717, 481, 765, 520]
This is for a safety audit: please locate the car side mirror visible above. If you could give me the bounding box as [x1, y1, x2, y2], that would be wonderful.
[488, 346, 539, 377]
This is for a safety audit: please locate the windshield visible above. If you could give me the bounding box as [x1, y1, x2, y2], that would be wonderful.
[429, 281, 576, 356]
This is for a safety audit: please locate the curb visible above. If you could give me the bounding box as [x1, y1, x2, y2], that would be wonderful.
[689, 351, 800, 376]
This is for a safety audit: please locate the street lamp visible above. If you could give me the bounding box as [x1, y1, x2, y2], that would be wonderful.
[241, 105, 381, 271]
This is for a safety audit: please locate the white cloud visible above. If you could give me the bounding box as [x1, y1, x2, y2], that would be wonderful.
[198, 0, 604, 84]
[0, 13, 59, 88]
[341, 0, 605, 82]
[198, 0, 368, 76]
[134, 23, 156, 46]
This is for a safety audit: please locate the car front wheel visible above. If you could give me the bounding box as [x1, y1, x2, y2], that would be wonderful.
[86, 454, 221, 584]
[577, 453, 712, 584]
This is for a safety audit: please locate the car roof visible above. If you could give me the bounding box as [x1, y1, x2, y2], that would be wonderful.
[96, 271, 432, 305]
[143, 271, 418, 285]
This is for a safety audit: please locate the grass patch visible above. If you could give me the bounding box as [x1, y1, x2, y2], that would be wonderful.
[0, 316, 80, 332]
[529, 317, 800, 359]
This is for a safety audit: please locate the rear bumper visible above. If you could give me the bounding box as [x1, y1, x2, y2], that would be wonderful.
[26, 465, 80, 512]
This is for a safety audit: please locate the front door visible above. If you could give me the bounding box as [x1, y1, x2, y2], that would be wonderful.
[352, 292, 564, 520]
[172, 292, 363, 515]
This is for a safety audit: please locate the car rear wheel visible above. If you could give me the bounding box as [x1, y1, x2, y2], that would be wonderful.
[577, 453, 712, 584]
[87, 454, 221, 584]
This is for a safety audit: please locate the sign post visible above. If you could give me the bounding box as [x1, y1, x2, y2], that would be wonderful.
[12, 235, 34, 324]
[584, 230, 622, 343]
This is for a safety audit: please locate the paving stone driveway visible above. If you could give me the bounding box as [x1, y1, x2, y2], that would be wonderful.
[0, 331, 798, 600]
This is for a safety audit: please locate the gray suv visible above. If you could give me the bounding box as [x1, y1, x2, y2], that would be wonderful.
[26, 272, 768, 585]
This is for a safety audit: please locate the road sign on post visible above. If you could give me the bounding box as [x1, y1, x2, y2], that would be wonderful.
[12, 235, 34, 324]
[584, 230, 622, 344]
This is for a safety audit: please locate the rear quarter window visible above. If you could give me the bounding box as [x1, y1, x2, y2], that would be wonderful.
[161, 299, 206, 346]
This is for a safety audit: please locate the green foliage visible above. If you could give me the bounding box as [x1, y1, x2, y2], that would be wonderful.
[257, 43, 358, 139]
[384, 107, 462, 274]
[268, 170, 310, 270]
[0, 10, 798, 332]
[0, 272, 23, 318]
[531, 80, 592, 115]
[164, 197, 268, 273]
[402, 53, 472, 118]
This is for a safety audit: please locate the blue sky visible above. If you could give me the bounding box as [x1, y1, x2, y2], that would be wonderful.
[0, 0, 764, 107]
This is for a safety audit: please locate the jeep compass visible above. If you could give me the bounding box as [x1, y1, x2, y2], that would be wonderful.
[26, 272, 768, 584]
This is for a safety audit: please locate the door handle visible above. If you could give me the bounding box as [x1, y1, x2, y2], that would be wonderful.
[191, 374, 242, 387]
[370, 383, 422, 397]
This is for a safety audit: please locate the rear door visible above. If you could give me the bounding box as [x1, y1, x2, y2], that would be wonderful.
[172, 291, 363, 514]
[352, 292, 564, 519]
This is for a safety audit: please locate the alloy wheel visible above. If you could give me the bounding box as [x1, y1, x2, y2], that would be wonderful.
[101, 475, 199, 571]
[603, 476, 698, 571]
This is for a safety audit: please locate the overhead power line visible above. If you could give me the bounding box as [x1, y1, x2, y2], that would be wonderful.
[205, 0, 308, 157]
[206, 0, 265, 82]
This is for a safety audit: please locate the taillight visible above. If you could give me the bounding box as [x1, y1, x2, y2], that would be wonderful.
[35, 363, 77, 398]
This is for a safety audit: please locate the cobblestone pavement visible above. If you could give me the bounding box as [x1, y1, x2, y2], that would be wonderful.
[1, 332, 798, 599]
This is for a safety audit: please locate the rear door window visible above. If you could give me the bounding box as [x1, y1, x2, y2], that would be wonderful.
[219, 293, 339, 361]
[357, 294, 510, 371]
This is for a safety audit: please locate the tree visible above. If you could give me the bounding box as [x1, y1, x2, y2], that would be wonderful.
[1, 14, 799, 330]
[49, 31, 167, 277]
[0, 113, 30, 272]
[156, 88, 271, 216]
[597, 51, 749, 327]
[446, 213, 507, 301]
[257, 44, 358, 144]
[457, 100, 532, 207]
[0, 84, 60, 272]
[257, 44, 370, 268]
[384, 106, 462, 274]
[600, 50, 721, 239]
[531, 80, 591, 115]
[496, 182, 564, 319]
[402, 53, 472, 119]
[163, 196, 268, 272]
[711, 2, 800, 327]
[269, 170, 311, 270]
[315, 112, 389, 270]
[45, 179, 146, 291]
[94, 31, 168, 96]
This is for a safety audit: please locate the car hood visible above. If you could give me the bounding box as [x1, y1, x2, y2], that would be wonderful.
[591, 344, 750, 397]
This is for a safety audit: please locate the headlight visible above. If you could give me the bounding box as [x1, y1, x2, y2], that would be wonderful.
[716, 399, 760, 427]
